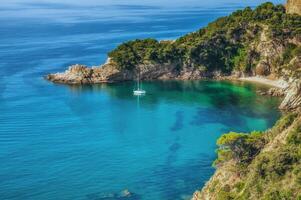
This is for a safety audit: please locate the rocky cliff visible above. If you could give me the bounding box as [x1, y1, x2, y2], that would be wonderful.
[280, 81, 301, 110]
[286, 0, 301, 14]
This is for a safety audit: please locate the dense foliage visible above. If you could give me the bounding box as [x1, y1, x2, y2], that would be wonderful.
[214, 131, 264, 166]
[109, 3, 301, 75]
[108, 39, 183, 70]
[210, 113, 301, 200]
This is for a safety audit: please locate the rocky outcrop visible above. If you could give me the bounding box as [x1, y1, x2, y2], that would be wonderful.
[46, 61, 215, 84]
[280, 81, 301, 110]
[86, 189, 140, 200]
[46, 63, 133, 84]
[286, 0, 301, 15]
[257, 87, 286, 97]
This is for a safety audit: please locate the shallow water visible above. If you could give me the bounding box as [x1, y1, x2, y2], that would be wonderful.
[0, 0, 283, 200]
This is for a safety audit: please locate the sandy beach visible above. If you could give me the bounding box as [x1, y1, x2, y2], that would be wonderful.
[239, 76, 289, 89]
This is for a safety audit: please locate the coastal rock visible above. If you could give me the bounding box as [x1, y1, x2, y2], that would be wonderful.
[268, 87, 286, 96]
[257, 88, 285, 97]
[253, 27, 285, 76]
[279, 81, 301, 110]
[46, 63, 131, 84]
[86, 189, 139, 200]
[137, 63, 178, 80]
[286, 0, 301, 15]
[176, 67, 208, 80]
[255, 60, 270, 76]
[46, 61, 212, 84]
[258, 87, 286, 97]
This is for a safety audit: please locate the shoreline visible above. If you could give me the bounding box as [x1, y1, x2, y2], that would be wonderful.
[238, 76, 289, 89]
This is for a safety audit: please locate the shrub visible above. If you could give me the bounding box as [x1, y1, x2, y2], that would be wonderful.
[287, 120, 301, 145]
[215, 131, 264, 164]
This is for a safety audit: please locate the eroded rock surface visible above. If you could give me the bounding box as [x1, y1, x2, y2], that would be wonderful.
[286, 0, 301, 15]
[280, 81, 301, 110]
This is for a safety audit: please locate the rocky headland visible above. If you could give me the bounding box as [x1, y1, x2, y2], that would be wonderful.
[46, 2, 301, 111]
[46, 1, 301, 199]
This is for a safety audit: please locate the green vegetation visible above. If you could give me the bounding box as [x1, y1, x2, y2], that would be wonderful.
[214, 131, 264, 166]
[108, 3, 301, 77]
[282, 44, 301, 63]
[280, 43, 301, 78]
[108, 39, 183, 70]
[208, 114, 301, 200]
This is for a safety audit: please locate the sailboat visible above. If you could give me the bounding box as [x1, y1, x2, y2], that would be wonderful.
[133, 70, 146, 96]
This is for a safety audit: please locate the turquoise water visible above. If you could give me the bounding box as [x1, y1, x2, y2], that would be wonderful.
[0, 1, 283, 200]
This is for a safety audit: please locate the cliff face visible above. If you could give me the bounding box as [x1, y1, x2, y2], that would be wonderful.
[280, 81, 301, 110]
[286, 0, 301, 15]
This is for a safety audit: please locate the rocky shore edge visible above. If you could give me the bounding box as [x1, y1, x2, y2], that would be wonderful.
[45, 61, 301, 111]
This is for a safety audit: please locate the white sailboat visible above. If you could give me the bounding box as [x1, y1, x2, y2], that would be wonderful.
[133, 70, 146, 96]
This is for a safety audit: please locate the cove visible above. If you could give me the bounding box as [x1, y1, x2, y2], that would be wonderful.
[0, 0, 284, 199]
[0, 80, 281, 200]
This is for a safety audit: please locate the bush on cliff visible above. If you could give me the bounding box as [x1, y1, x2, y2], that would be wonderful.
[214, 131, 265, 166]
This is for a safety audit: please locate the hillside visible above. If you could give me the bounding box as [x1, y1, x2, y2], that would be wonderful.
[47, 3, 301, 83]
[192, 112, 301, 200]
[107, 3, 301, 79]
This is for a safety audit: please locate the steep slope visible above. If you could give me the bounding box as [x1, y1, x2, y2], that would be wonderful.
[192, 112, 301, 200]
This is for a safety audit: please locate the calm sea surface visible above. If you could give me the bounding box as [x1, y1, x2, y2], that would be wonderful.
[0, 0, 284, 199]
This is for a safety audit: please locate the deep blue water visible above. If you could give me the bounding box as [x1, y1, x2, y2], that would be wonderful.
[0, 1, 284, 200]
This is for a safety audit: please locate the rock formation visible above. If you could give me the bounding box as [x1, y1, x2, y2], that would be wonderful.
[46, 63, 132, 84]
[286, 0, 301, 15]
[280, 81, 301, 110]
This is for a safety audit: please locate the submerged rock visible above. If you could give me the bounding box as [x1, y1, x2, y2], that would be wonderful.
[86, 189, 140, 200]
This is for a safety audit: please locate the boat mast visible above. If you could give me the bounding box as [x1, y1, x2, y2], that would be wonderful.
[137, 68, 140, 90]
